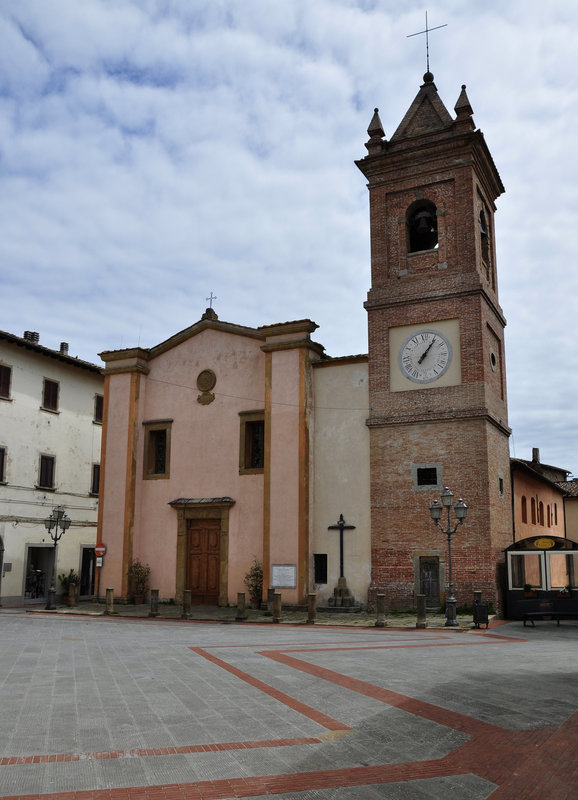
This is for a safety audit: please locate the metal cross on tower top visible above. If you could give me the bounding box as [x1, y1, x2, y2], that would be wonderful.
[206, 292, 217, 309]
[407, 11, 447, 73]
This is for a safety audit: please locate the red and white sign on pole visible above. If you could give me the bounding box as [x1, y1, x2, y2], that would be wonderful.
[95, 543, 107, 557]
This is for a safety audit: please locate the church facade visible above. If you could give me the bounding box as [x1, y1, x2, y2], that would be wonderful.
[98, 317, 370, 607]
[97, 73, 513, 611]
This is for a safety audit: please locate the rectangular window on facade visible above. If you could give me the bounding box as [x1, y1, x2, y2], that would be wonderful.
[313, 554, 328, 584]
[0, 365, 12, 399]
[0, 447, 5, 483]
[239, 411, 265, 473]
[38, 455, 55, 489]
[143, 421, 172, 479]
[94, 394, 104, 423]
[42, 379, 59, 411]
[91, 463, 100, 495]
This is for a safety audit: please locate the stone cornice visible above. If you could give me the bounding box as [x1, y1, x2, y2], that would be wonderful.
[313, 353, 368, 368]
[367, 407, 511, 436]
[168, 497, 236, 508]
[260, 338, 325, 356]
[365, 284, 507, 328]
[258, 319, 319, 337]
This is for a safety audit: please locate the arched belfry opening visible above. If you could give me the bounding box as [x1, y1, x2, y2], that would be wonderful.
[479, 208, 490, 265]
[407, 200, 438, 252]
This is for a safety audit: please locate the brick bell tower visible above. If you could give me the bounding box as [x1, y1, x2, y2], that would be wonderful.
[356, 72, 513, 611]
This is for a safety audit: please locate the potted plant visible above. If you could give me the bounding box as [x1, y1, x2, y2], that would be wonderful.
[58, 569, 79, 606]
[556, 585, 572, 598]
[244, 558, 263, 609]
[128, 559, 151, 604]
[523, 583, 537, 598]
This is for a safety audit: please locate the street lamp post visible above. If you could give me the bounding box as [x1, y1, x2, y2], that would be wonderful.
[44, 506, 71, 610]
[429, 487, 468, 627]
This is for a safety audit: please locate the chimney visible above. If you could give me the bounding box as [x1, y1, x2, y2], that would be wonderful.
[60, 342, 69, 355]
[23, 331, 40, 343]
[532, 448, 540, 463]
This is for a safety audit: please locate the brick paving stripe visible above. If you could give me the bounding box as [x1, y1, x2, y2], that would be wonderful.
[0, 612, 576, 799]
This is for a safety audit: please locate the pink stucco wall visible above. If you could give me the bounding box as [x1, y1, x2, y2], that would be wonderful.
[268, 348, 303, 603]
[99, 373, 133, 594]
[99, 325, 307, 602]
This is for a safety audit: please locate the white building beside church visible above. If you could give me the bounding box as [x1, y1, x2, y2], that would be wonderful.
[0, 330, 103, 605]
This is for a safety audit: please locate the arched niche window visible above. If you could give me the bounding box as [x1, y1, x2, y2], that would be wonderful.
[407, 200, 438, 253]
[539, 501, 544, 526]
[521, 496, 527, 524]
[531, 498, 536, 524]
[480, 209, 490, 266]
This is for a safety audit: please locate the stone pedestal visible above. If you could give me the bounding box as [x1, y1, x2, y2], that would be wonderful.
[235, 592, 248, 621]
[328, 577, 355, 608]
[375, 593, 386, 627]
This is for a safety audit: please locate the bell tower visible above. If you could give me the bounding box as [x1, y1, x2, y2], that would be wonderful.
[356, 73, 513, 610]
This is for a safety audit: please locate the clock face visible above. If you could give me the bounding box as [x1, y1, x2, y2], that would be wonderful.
[398, 329, 452, 384]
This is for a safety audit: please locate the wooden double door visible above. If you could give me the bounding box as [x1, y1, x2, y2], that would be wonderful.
[186, 519, 221, 605]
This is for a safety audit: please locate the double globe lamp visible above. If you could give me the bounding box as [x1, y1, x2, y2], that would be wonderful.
[429, 487, 468, 627]
[43, 505, 71, 610]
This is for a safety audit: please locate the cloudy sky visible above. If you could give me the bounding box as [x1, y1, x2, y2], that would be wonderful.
[1, 0, 577, 475]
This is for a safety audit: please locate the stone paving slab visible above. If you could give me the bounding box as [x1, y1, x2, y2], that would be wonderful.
[0, 611, 576, 799]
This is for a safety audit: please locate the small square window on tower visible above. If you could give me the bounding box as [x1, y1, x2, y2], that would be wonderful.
[412, 463, 442, 490]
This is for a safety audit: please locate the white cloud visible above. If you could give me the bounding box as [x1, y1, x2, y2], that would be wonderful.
[0, 0, 577, 473]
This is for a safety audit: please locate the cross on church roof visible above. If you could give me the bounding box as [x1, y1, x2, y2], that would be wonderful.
[407, 11, 447, 74]
[206, 292, 217, 309]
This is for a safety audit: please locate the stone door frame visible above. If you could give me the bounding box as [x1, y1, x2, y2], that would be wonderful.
[170, 497, 235, 606]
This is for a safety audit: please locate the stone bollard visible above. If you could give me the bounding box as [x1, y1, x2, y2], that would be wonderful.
[105, 587, 114, 616]
[272, 592, 282, 624]
[181, 589, 192, 620]
[149, 588, 159, 618]
[68, 582, 77, 608]
[267, 587, 275, 613]
[236, 592, 248, 621]
[306, 592, 317, 625]
[416, 593, 427, 629]
[375, 593, 386, 627]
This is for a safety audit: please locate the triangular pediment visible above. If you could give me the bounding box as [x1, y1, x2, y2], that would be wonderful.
[391, 74, 454, 142]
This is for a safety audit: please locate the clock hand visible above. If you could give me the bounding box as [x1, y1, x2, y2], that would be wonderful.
[418, 337, 436, 364]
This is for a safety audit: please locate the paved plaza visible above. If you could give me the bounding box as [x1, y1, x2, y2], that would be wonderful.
[0, 611, 576, 799]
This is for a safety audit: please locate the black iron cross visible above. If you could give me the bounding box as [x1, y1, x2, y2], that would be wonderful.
[328, 514, 356, 579]
[407, 11, 447, 73]
[206, 292, 217, 308]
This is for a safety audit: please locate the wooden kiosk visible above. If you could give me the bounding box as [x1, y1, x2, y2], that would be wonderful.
[505, 535, 578, 622]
